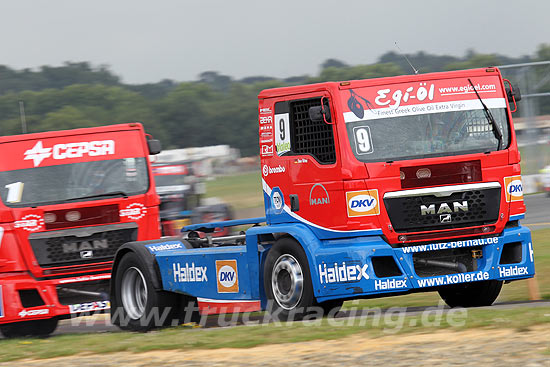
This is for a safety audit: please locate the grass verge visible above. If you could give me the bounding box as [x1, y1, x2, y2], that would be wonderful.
[205, 171, 262, 210]
[0, 307, 548, 362]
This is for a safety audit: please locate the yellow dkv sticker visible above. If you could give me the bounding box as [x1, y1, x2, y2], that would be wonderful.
[346, 189, 380, 217]
[504, 176, 523, 202]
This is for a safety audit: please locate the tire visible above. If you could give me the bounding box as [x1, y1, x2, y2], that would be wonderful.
[0, 318, 58, 338]
[438, 280, 503, 308]
[264, 237, 321, 321]
[112, 252, 180, 331]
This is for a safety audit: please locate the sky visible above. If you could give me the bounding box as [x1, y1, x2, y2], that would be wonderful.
[0, 0, 548, 84]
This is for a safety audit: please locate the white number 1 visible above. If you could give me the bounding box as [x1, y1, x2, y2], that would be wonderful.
[5, 182, 24, 203]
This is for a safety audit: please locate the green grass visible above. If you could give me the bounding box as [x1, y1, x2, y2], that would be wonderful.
[0, 307, 548, 362]
[205, 171, 263, 210]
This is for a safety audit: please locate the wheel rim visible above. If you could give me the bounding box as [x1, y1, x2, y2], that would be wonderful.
[271, 254, 304, 310]
[121, 266, 148, 320]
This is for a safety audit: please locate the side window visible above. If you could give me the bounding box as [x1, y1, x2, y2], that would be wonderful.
[274, 98, 336, 164]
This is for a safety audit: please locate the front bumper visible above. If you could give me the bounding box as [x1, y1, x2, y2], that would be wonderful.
[0, 272, 111, 323]
[314, 225, 535, 302]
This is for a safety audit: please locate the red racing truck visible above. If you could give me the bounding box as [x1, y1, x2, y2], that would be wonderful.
[0, 123, 161, 337]
[109, 68, 533, 331]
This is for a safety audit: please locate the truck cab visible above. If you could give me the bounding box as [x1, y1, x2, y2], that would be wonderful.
[0, 123, 161, 336]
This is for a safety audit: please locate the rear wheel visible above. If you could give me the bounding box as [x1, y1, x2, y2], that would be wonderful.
[0, 318, 58, 338]
[438, 280, 503, 308]
[112, 252, 180, 331]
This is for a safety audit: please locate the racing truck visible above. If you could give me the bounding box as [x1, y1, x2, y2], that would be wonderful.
[152, 161, 232, 236]
[0, 123, 161, 337]
[110, 68, 534, 331]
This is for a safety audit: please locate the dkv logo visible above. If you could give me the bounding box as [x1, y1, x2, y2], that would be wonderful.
[346, 190, 380, 217]
[216, 260, 239, 293]
[504, 176, 523, 202]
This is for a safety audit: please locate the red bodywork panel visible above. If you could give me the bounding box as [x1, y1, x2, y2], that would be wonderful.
[258, 68, 524, 244]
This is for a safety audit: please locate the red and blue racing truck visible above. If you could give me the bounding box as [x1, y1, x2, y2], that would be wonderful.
[0, 123, 161, 336]
[110, 68, 534, 330]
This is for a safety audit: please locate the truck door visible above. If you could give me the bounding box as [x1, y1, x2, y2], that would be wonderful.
[262, 94, 347, 237]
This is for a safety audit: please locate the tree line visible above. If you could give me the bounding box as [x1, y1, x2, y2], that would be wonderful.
[0, 45, 548, 156]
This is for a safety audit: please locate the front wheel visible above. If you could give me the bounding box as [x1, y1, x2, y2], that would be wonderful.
[264, 237, 338, 320]
[438, 280, 503, 308]
[0, 318, 58, 338]
[112, 252, 180, 331]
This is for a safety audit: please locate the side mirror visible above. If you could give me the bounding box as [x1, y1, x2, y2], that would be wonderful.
[308, 106, 323, 122]
[308, 103, 332, 123]
[505, 84, 521, 103]
[147, 139, 162, 155]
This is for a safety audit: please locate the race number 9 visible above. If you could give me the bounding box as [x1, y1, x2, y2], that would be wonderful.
[353, 126, 374, 155]
[274, 113, 290, 155]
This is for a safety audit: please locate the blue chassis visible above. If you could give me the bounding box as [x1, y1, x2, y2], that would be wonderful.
[144, 215, 535, 309]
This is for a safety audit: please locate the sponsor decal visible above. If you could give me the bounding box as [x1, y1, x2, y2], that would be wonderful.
[19, 308, 49, 318]
[260, 137, 273, 144]
[69, 301, 110, 314]
[504, 176, 523, 202]
[375, 278, 407, 291]
[402, 237, 498, 254]
[120, 203, 147, 220]
[293, 158, 308, 164]
[374, 83, 435, 110]
[529, 242, 534, 262]
[216, 260, 239, 293]
[260, 144, 273, 157]
[173, 262, 208, 283]
[24, 140, 115, 167]
[270, 187, 284, 214]
[417, 271, 490, 288]
[262, 164, 285, 177]
[14, 214, 44, 232]
[309, 183, 330, 206]
[318, 262, 369, 284]
[499, 265, 528, 278]
[260, 107, 272, 115]
[146, 242, 184, 253]
[346, 190, 380, 217]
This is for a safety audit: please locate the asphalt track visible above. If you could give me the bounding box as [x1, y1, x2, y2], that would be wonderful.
[20, 194, 550, 336]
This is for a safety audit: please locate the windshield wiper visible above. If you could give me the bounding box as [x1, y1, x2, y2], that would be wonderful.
[468, 78, 502, 150]
[65, 191, 129, 202]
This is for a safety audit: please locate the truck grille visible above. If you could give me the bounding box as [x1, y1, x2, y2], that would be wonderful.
[384, 183, 501, 232]
[28, 223, 138, 267]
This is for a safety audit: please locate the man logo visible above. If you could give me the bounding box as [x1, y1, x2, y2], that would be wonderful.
[346, 190, 380, 217]
[80, 250, 93, 259]
[216, 260, 239, 293]
[504, 176, 523, 202]
[440, 214, 452, 223]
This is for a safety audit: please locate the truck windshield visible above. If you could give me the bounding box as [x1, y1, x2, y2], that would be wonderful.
[0, 158, 149, 207]
[346, 107, 510, 163]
